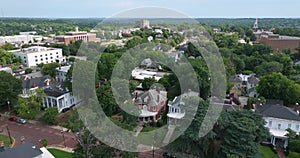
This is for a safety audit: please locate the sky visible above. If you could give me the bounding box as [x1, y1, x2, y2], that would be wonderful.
[1, 0, 300, 18]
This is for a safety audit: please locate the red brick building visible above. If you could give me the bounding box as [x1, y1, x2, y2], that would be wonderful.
[56, 27, 100, 45]
[259, 33, 300, 53]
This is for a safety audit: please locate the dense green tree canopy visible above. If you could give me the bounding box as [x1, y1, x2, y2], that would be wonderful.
[0, 71, 22, 108]
[257, 73, 300, 106]
[41, 62, 60, 77]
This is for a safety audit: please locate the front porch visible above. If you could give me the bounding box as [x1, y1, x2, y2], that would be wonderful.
[269, 129, 288, 148]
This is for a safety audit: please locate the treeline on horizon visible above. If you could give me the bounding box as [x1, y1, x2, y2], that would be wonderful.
[0, 17, 300, 36]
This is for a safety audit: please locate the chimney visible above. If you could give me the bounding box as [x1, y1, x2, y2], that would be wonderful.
[75, 27, 79, 32]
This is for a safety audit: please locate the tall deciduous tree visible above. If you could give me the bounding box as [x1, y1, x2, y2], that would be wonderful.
[257, 73, 300, 106]
[0, 71, 22, 109]
[41, 62, 60, 78]
[219, 111, 269, 158]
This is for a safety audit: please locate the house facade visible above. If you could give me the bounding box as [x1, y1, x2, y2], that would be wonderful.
[56, 65, 71, 83]
[167, 91, 199, 126]
[259, 101, 300, 148]
[230, 74, 259, 97]
[134, 88, 167, 122]
[43, 90, 79, 113]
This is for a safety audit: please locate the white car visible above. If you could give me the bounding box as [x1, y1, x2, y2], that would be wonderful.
[16, 118, 26, 124]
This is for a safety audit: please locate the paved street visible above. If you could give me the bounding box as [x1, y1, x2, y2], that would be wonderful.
[0, 117, 77, 149]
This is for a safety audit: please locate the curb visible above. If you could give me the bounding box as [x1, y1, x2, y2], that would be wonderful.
[47, 145, 74, 153]
[10, 137, 16, 148]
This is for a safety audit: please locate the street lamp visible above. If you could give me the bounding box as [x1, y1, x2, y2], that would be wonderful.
[7, 100, 10, 114]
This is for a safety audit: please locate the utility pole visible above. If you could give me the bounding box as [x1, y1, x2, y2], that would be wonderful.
[6, 125, 12, 145]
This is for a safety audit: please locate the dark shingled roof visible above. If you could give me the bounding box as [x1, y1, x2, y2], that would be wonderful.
[259, 100, 300, 121]
[21, 73, 51, 89]
[248, 76, 259, 84]
[44, 89, 65, 97]
[0, 142, 42, 158]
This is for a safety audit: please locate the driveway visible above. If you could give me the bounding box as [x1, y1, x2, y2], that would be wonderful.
[0, 117, 77, 148]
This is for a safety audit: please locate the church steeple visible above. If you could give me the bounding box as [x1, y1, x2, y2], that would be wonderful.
[253, 18, 258, 31]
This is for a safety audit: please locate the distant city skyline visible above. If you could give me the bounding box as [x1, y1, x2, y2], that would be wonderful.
[1, 0, 300, 18]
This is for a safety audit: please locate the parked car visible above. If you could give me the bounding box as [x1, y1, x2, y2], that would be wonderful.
[16, 118, 26, 124]
[9, 116, 17, 121]
[163, 152, 176, 158]
[0, 128, 3, 133]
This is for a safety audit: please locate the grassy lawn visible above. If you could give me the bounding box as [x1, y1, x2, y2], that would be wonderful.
[48, 148, 73, 158]
[288, 152, 300, 158]
[138, 127, 168, 146]
[260, 146, 278, 158]
[0, 134, 12, 147]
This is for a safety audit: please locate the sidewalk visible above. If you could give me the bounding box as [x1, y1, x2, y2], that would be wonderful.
[276, 146, 286, 158]
[47, 145, 74, 153]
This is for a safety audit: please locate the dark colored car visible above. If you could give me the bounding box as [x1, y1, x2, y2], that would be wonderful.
[9, 116, 17, 121]
[0, 128, 3, 133]
[163, 152, 176, 158]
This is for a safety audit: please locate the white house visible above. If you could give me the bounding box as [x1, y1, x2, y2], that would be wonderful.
[259, 101, 300, 148]
[167, 90, 199, 126]
[10, 46, 64, 67]
[43, 90, 79, 113]
[56, 65, 71, 83]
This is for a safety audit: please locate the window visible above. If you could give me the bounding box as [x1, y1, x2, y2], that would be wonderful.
[35, 59, 38, 62]
[35, 56, 37, 58]
[288, 124, 292, 129]
[45, 54, 47, 56]
[57, 56, 59, 58]
[56, 52, 58, 54]
[268, 121, 272, 127]
[50, 53, 52, 55]
[50, 57, 53, 59]
[278, 124, 281, 129]
[40, 55, 42, 57]
[23, 56, 26, 59]
[46, 58, 48, 60]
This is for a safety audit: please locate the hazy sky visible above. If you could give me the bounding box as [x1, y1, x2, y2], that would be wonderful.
[1, 0, 299, 18]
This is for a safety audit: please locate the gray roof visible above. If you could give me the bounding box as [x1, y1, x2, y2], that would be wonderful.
[259, 101, 300, 121]
[0, 142, 42, 158]
[248, 76, 259, 84]
[140, 58, 159, 69]
[44, 89, 65, 97]
[230, 76, 242, 83]
[169, 91, 199, 107]
[22, 74, 52, 89]
[135, 89, 167, 107]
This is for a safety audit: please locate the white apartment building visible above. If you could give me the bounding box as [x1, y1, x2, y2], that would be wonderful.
[11, 46, 64, 67]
